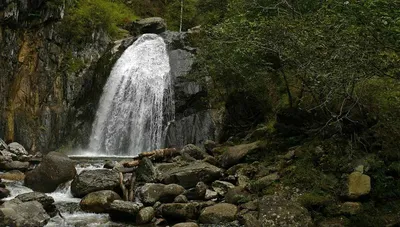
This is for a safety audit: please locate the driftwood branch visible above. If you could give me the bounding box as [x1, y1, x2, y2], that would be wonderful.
[119, 172, 128, 201]
[128, 171, 136, 201]
[118, 147, 178, 201]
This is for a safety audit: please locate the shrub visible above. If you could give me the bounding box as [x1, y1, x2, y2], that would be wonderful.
[61, 0, 136, 43]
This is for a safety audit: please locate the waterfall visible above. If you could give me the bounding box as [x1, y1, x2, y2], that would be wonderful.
[88, 34, 173, 156]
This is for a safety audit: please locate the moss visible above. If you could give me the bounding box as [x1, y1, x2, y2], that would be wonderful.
[65, 52, 86, 74]
[61, 0, 137, 43]
[298, 192, 332, 210]
[388, 162, 400, 176]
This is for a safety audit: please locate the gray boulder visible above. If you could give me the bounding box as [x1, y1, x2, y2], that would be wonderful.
[139, 183, 185, 205]
[131, 17, 166, 35]
[181, 144, 208, 160]
[71, 169, 119, 198]
[185, 181, 207, 200]
[0, 187, 10, 199]
[109, 200, 143, 221]
[212, 180, 235, 196]
[136, 157, 158, 183]
[16, 192, 57, 217]
[225, 186, 252, 205]
[219, 142, 259, 168]
[160, 202, 200, 221]
[0, 200, 50, 227]
[160, 161, 223, 188]
[24, 152, 76, 193]
[80, 190, 121, 213]
[8, 142, 28, 156]
[258, 195, 313, 227]
[0, 150, 13, 162]
[173, 222, 199, 227]
[199, 203, 238, 224]
[136, 207, 155, 224]
[0, 161, 29, 171]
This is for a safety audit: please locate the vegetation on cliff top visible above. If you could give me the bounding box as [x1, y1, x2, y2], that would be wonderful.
[61, 0, 137, 43]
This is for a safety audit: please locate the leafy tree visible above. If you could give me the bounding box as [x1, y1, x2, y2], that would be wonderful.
[192, 0, 400, 136]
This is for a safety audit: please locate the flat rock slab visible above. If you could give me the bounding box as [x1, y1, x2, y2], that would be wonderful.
[159, 161, 222, 188]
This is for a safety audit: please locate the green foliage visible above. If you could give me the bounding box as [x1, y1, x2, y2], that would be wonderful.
[61, 0, 136, 43]
[192, 0, 400, 138]
[165, 0, 198, 31]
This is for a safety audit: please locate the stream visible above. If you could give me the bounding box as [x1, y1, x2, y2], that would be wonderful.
[1, 159, 135, 227]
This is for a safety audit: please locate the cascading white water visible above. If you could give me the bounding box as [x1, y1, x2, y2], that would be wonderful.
[88, 34, 173, 156]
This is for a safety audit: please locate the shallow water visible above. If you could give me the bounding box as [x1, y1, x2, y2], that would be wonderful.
[1, 161, 132, 227]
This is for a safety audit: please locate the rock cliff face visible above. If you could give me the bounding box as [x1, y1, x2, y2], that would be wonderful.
[0, 0, 119, 153]
[0, 1, 216, 153]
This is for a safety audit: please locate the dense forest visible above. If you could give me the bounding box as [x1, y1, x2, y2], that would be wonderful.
[0, 0, 400, 226]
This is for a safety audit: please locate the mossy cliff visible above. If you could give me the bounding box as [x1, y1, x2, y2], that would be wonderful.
[0, 0, 126, 153]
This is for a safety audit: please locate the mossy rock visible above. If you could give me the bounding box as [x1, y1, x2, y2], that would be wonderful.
[298, 192, 332, 210]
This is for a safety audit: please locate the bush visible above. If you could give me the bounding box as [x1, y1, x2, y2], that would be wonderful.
[61, 0, 136, 43]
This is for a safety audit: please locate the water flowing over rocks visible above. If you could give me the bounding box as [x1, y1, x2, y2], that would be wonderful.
[16, 192, 57, 217]
[24, 152, 76, 192]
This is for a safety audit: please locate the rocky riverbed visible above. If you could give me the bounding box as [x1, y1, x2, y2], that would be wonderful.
[0, 137, 375, 227]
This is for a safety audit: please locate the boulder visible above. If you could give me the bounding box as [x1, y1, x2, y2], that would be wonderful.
[173, 222, 199, 227]
[131, 17, 166, 35]
[199, 203, 238, 224]
[71, 169, 119, 198]
[0, 138, 8, 150]
[103, 160, 116, 169]
[0, 200, 50, 227]
[340, 202, 361, 215]
[7, 142, 28, 156]
[0, 161, 29, 171]
[24, 152, 76, 193]
[185, 182, 207, 200]
[181, 144, 208, 160]
[136, 157, 158, 183]
[0, 187, 10, 199]
[347, 172, 371, 199]
[160, 202, 200, 221]
[212, 180, 235, 196]
[80, 190, 121, 213]
[16, 192, 57, 217]
[219, 142, 259, 168]
[136, 207, 155, 224]
[0, 170, 25, 180]
[174, 195, 189, 203]
[204, 140, 217, 154]
[249, 173, 279, 192]
[205, 189, 218, 200]
[109, 200, 143, 221]
[139, 183, 185, 205]
[240, 212, 261, 227]
[225, 186, 252, 205]
[258, 195, 313, 227]
[160, 161, 223, 188]
[0, 150, 13, 162]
